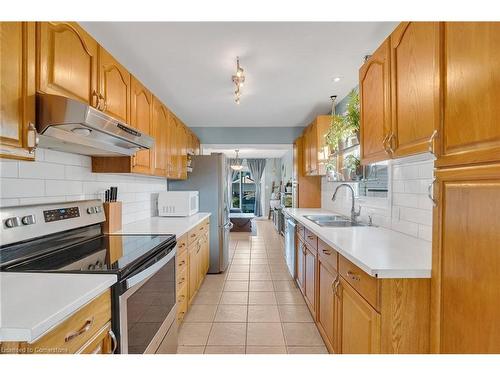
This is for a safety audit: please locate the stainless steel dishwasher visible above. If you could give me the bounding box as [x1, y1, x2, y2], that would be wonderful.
[284, 216, 297, 277]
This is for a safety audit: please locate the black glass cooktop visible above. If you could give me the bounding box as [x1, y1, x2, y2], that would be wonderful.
[0, 224, 176, 278]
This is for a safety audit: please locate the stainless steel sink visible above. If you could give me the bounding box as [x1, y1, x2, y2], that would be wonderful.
[303, 214, 369, 227]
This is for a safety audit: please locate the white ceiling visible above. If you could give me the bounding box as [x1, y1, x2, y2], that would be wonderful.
[202, 144, 292, 159]
[81, 22, 397, 127]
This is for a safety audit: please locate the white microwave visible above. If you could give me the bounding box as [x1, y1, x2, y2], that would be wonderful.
[158, 191, 199, 217]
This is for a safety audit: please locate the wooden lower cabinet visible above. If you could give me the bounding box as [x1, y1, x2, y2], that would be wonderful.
[0, 289, 114, 354]
[296, 238, 306, 294]
[185, 219, 210, 308]
[339, 278, 381, 354]
[295, 232, 430, 354]
[431, 164, 500, 353]
[316, 257, 340, 353]
[304, 246, 317, 315]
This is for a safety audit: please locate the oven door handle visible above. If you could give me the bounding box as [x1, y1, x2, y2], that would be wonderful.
[125, 248, 176, 290]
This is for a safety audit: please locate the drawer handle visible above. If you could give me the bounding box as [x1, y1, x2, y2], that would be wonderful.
[322, 249, 332, 255]
[178, 260, 186, 266]
[190, 234, 196, 238]
[347, 270, 361, 282]
[109, 330, 117, 354]
[307, 235, 315, 240]
[91, 343, 103, 354]
[178, 277, 186, 285]
[65, 317, 94, 342]
[178, 294, 186, 302]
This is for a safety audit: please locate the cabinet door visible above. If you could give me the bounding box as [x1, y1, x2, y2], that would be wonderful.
[296, 239, 306, 293]
[304, 246, 317, 315]
[309, 121, 319, 176]
[152, 97, 168, 176]
[98, 47, 130, 123]
[390, 22, 441, 158]
[37, 22, 98, 106]
[437, 22, 500, 167]
[130, 76, 152, 174]
[359, 38, 391, 164]
[188, 246, 199, 304]
[340, 278, 381, 354]
[431, 165, 500, 353]
[317, 258, 339, 353]
[0, 22, 36, 160]
[178, 124, 188, 180]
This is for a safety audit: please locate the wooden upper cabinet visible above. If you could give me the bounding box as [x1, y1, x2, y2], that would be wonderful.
[437, 22, 500, 168]
[431, 164, 500, 353]
[390, 22, 441, 158]
[37, 22, 98, 107]
[130, 76, 153, 174]
[98, 46, 130, 123]
[0, 22, 36, 160]
[340, 278, 381, 354]
[152, 96, 168, 176]
[359, 38, 391, 165]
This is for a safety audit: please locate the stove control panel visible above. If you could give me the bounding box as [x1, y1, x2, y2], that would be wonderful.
[43, 207, 80, 222]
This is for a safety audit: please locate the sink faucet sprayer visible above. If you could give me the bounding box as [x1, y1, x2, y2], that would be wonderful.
[331, 183, 361, 222]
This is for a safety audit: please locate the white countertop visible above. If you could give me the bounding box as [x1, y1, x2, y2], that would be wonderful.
[116, 212, 212, 237]
[284, 208, 432, 278]
[0, 272, 116, 343]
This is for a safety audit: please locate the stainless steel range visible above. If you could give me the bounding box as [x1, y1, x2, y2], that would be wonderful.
[0, 200, 178, 354]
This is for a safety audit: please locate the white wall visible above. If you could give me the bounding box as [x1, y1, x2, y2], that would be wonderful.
[0, 149, 168, 225]
[321, 154, 434, 241]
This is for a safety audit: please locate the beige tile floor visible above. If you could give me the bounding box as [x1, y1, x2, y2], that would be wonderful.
[177, 220, 328, 354]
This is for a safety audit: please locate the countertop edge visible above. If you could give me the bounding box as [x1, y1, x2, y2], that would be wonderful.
[284, 208, 431, 279]
[0, 274, 117, 343]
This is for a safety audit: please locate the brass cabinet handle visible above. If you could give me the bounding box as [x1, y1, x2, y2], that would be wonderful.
[178, 294, 186, 303]
[428, 178, 437, 207]
[382, 133, 390, 154]
[132, 155, 137, 167]
[178, 277, 186, 285]
[347, 270, 361, 282]
[322, 249, 332, 255]
[91, 343, 103, 354]
[178, 260, 186, 266]
[307, 235, 315, 240]
[65, 318, 94, 342]
[428, 129, 438, 156]
[92, 90, 100, 108]
[26, 122, 39, 154]
[99, 93, 107, 112]
[109, 330, 117, 354]
[387, 132, 395, 155]
[190, 233, 196, 238]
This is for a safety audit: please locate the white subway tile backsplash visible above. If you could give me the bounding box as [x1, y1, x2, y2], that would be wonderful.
[0, 160, 19, 178]
[19, 161, 65, 180]
[0, 150, 168, 225]
[1, 178, 45, 198]
[322, 156, 434, 242]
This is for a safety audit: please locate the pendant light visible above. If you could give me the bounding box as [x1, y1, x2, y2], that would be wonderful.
[230, 149, 244, 171]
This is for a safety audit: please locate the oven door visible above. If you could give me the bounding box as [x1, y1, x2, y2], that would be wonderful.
[119, 247, 177, 354]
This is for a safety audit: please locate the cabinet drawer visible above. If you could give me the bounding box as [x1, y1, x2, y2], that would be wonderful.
[318, 239, 338, 271]
[177, 234, 188, 255]
[177, 266, 188, 291]
[28, 290, 111, 354]
[304, 228, 318, 251]
[339, 256, 379, 310]
[198, 219, 209, 234]
[296, 223, 305, 240]
[77, 322, 112, 354]
[187, 227, 200, 245]
[177, 284, 188, 322]
[176, 247, 187, 272]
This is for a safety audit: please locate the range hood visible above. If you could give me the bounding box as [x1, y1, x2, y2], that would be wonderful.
[36, 94, 154, 157]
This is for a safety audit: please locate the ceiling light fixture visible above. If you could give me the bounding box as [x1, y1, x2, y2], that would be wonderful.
[230, 149, 244, 171]
[333, 77, 341, 82]
[232, 57, 245, 104]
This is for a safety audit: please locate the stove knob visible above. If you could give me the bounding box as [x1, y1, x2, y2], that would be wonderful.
[94, 206, 102, 213]
[87, 207, 95, 214]
[21, 214, 36, 225]
[4, 217, 21, 228]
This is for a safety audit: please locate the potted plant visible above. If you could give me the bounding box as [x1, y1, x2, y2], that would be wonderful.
[343, 89, 360, 143]
[344, 154, 363, 181]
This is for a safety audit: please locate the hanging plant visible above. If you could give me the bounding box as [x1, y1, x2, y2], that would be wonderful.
[325, 89, 360, 153]
[343, 89, 360, 140]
